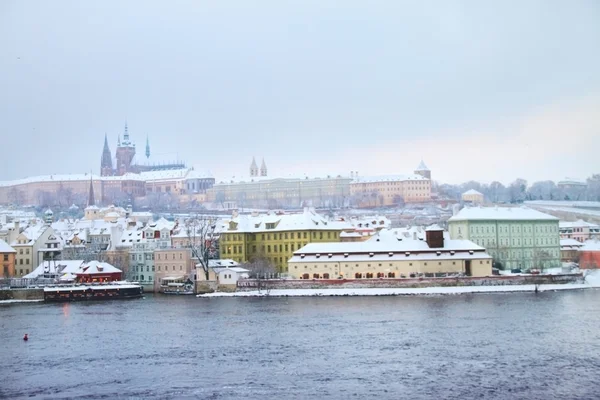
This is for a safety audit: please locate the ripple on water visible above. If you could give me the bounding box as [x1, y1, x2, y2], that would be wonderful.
[2, 292, 600, 399]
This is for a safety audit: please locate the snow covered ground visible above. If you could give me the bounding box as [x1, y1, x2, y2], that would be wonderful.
[0, 299, 43, 304]
[198, 271, 600, 298]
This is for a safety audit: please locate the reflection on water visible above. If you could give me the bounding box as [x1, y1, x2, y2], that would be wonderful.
[2, 291, 600, 399]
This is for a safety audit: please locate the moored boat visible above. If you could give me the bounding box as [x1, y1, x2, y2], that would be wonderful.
[43, 282, 143, 302]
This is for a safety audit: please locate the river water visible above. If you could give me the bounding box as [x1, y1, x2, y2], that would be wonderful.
[2, 290, 600, 400]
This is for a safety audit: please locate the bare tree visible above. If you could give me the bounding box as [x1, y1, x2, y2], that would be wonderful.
[242, 255, 277, 294]
[185, 214, 218, 281]
[532, 249, 554, 273]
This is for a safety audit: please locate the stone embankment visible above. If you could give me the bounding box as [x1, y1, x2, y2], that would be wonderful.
[236, 274, 584, 292]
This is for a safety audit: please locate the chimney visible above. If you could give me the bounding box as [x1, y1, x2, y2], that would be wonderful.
[425, 226, 444, 248]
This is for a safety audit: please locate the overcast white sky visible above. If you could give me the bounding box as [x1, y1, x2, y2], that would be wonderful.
[1, 0, 599, 185]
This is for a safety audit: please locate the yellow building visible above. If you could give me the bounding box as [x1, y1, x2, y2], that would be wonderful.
[288, 228, 492, 279]
[462, 189, 484, 205]
[220, 209, 352, 272]
[350, 161, 432, 207]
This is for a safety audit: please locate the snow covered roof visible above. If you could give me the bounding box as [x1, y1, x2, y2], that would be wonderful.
[560, 239, 584, 248]
[559, 220, 600, 229]
[77, 261, 121, 274]
[215, 174, 350, 186]
[139, 168, 189, 182]
[463, 189, 483, 196]
[145, 217, 175, 231]
[416, 160, 429, 171]
[24, 260, 85, 279]
[448, 206, 558, 222]
[0, 172, 145, 187]
[557, 177, 587, 186]
[208, 259, 240, 268]
[580, 240, 600, 252]
[351, 174, 429, 184]
[0, 239, 16, 253]
[224, 209, 352, 233]
[0, 173, 100, 187]
[290, 239, 489, 263]
[186, 167, 214, 180]
[296, 238, 484, 254]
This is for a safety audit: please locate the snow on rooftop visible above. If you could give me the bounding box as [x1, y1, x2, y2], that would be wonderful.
[24, 260, 85, 279]
[293, 238, 485, 255]
[352, 174, 429, 184]
[580, 240, 600, 252]
[139, 168, 190, 181]
[560, 238, 584, 248]
[559, 220, 600, 228]
[0, 173, 101, 187]
[449, 206, 558, 222]
[0, 239, 16, 253]
[224, 209, 352, 233]
[215, 174, 350, 185]
[463, 189, 483, 196]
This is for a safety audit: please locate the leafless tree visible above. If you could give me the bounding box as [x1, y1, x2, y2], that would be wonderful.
[185, 214, 218, 281]
[532, 249, 554, 273]
[242, 254, 277, 294]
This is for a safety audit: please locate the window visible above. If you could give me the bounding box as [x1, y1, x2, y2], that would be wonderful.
[2, 255, 7, 261]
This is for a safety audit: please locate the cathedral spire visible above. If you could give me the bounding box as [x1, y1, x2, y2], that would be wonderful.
[87, 174, 96, 207]
[123, 122, 129, 141]
[145, 135, 150, 158]
[101, 133, 113, 176]
[260, 158, 267, 177]
[250, 157, 258, 177]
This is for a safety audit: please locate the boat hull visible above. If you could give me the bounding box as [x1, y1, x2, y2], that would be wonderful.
[44, 285, 144, 302]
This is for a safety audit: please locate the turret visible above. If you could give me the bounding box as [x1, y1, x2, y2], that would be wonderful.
[415, 159, 431, 180]
[260, 158, 268, 177]
[250, 157, 258, 177]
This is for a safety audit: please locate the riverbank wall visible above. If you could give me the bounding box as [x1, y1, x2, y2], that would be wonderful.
[0, 288, 44, 301]
[236, 274, 584, 292]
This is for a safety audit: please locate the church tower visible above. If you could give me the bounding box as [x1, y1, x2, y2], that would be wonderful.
[145, 136, 151, 159]
[115, 122, 136, 175]
[414, 159, 431, 180]
[87, 175, 96, 207]
[250, 157, 258, 177]
[100, 133, 113, 176]
[260, 158, 268, 177]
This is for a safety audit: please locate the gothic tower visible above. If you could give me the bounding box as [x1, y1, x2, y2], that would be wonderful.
[414, 159, 431, 180]
[260, 158, 268, 177]
[145, 135, 151, 159]
[87, 175, 96, 207]
[101, 133, 113, 176]
[250, 157, 258, 177]
[115, 122, 136, 175]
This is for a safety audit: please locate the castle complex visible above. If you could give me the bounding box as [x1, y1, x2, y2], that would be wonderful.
[101, 123, 186, 176]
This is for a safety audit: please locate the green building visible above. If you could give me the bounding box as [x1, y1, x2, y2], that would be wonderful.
[448, 206, 560, 271]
